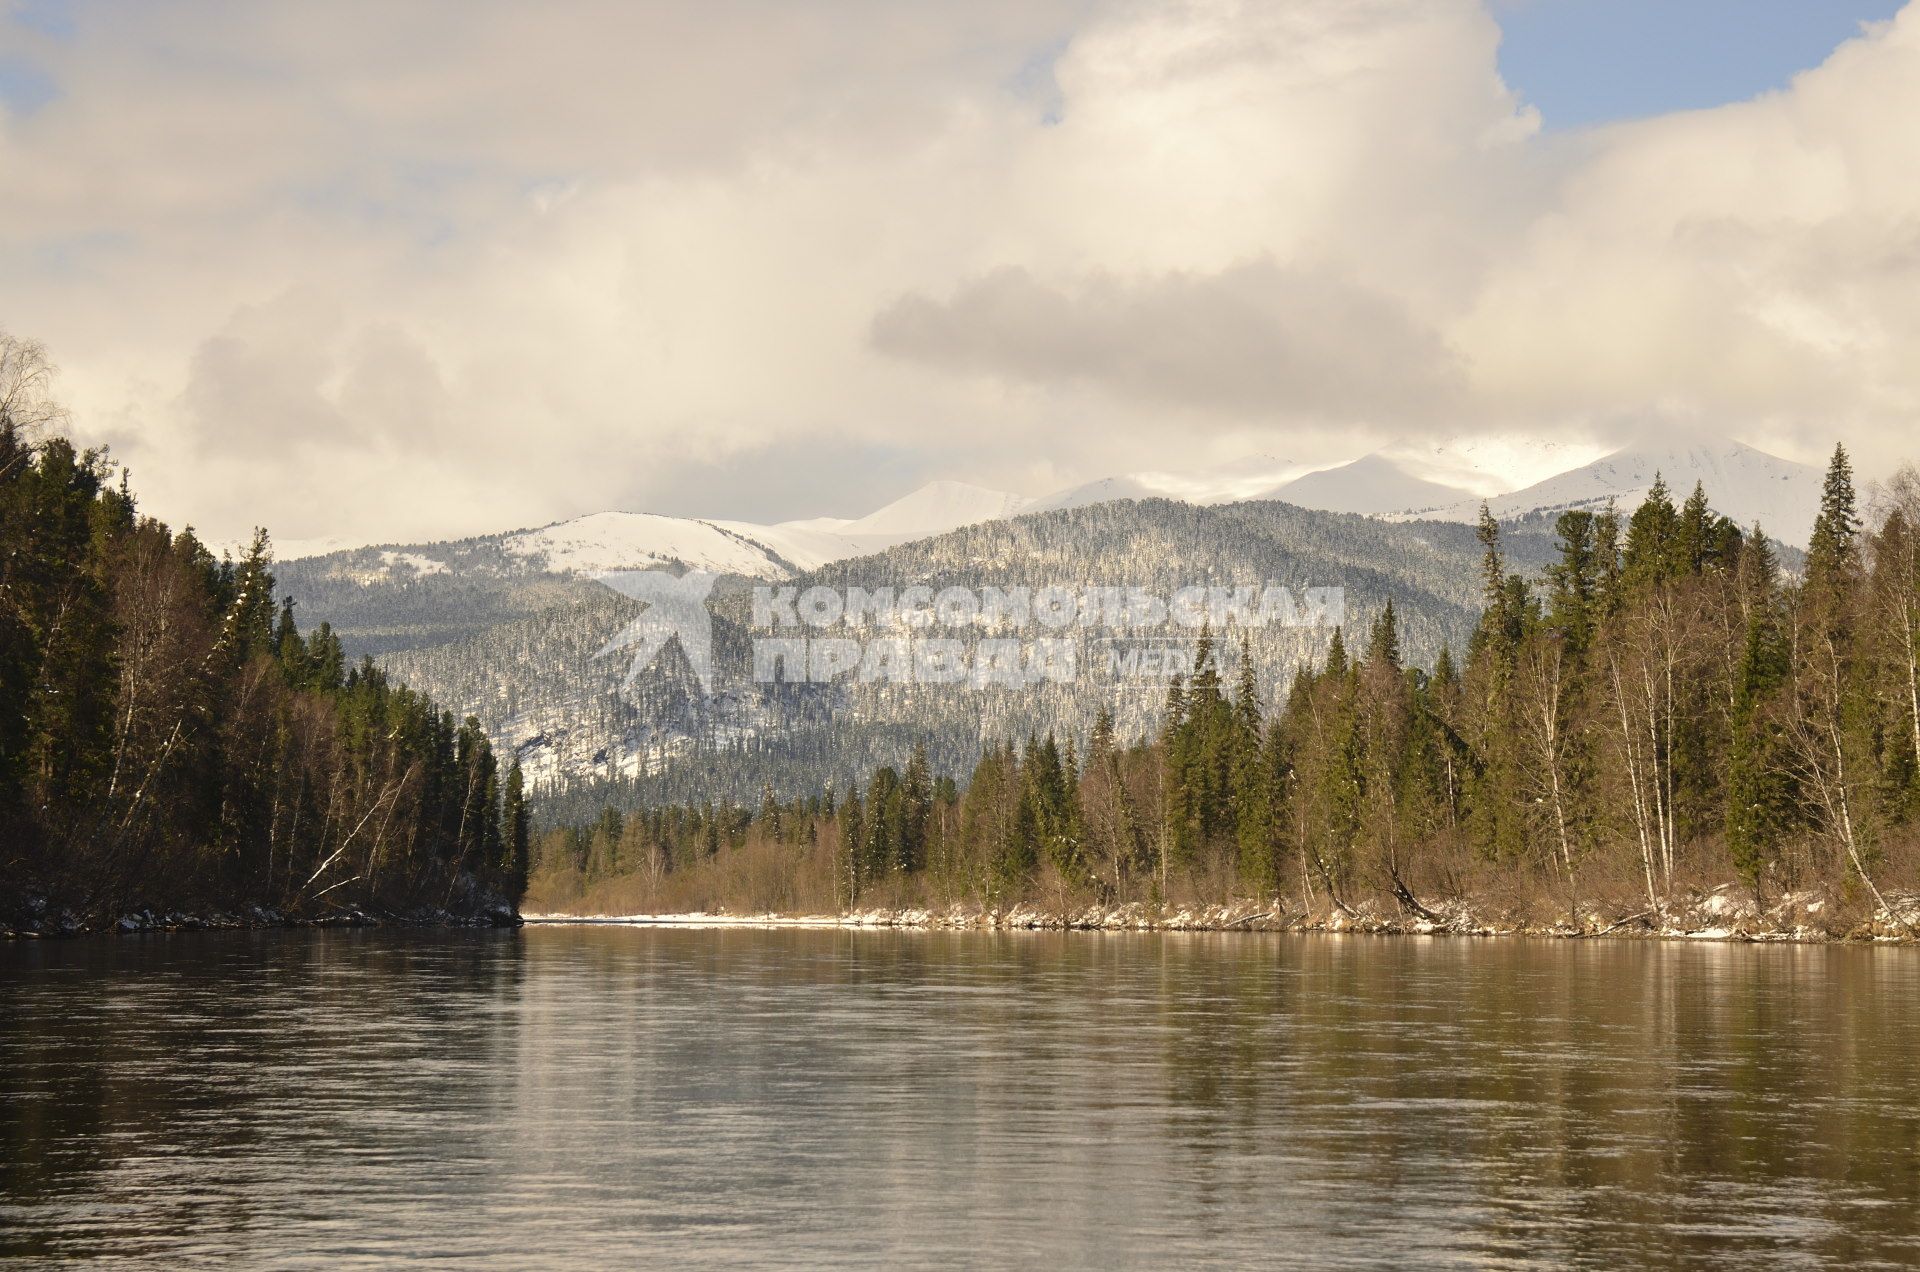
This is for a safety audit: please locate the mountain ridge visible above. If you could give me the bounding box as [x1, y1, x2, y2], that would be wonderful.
[268, 436, 1830, 593]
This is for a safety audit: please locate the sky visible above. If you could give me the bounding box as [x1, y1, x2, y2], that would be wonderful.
[1493, 0, 1905, 126]
[1, 0, 1917, 547]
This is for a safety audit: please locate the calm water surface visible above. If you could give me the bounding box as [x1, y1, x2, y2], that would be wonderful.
[3, 927, 1919, 1267]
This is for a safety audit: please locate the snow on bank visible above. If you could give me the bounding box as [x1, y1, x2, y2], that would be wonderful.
[525, 891, 1920, 942]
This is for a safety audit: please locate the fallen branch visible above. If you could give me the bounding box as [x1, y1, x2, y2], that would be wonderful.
[1590, 909, 1653, 937]
[1388, 866, 1448, 927]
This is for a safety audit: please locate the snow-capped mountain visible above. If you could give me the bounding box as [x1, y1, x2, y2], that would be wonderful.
[275, 436, 1829, 600]
[273, 431, 1836, 796]
[1256, 453, 1473, 516]
[372, 500, 1565, 798]
[832, 480, 1030, 538]
[1403, 440, 1826, 537]
[1380, 436, 1611, 500]
[1025, 440, 1621, 520]
[1027, 454, 1306, 513]
[279, 479, 1035, 582]
[502, 512, 868, 577]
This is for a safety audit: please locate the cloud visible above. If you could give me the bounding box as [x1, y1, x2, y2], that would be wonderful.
[1, 0, 1917, 545]
[872, 261, 1464, 423]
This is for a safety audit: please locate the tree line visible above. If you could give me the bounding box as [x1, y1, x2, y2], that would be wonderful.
[532, 445, 1920, 930]
[1, 338, 529, 932]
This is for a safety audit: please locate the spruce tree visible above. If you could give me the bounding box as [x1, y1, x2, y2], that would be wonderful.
[1546, 510, 1598, 651]
[1727, 595, 1791, 888]
[1623, 474, 1680, 590]
[902, 744, 932, 872]
[1366, 599, 1400, 671]
[503, 761, 530, 901]
[1807, 443, 1861, 602]
[1678, 481, 1713, 574]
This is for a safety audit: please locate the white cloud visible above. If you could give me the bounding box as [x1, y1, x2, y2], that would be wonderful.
[1, 0, 1916, 545]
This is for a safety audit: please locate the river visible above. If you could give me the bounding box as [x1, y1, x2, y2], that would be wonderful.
[3, 927, 1917, 1267]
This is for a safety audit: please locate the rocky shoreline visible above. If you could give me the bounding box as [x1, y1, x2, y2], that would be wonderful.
[530, 887, 1920, 944]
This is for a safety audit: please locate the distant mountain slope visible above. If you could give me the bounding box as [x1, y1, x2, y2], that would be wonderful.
[506, 511, 867, 576]
[1027, 455, 1305, 514]
[1025, 474, 1179, 514]
[275, 503, 913, 654]
[362, 499, 1560, 805]
[275, 480, 1028, 609]
[1380, 436, 1609, 499]
[1405, 440, 1824, 539]
[837, 480, 1029, 536]
[1259, 453, 1471, 515]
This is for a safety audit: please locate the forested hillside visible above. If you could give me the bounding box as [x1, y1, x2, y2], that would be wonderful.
[533, 449, 1920, 937]
[0, 407, 529, 935]
[368, 498, 1562, 812]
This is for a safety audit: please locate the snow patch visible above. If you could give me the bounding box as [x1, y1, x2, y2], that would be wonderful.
[379, 550, 448, 577]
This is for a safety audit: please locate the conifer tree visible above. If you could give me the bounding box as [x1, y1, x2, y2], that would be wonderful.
[1807, 443, 1861, 605]
[1727, 539, 1792, 888]
[1623, 472, 1680, 590]
[504, 761, 531, 900]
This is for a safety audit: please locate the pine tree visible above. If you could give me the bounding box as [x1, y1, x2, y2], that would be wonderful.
[1324, 628, 1348, 678]
[1477, 503, 1504, 614]
[503, 761, 530, 900]
[1623, 474, 1680, 591]
[1546, 510, 1598, 651]
[1231, 641, 1272, 887]
[1677, 481, 1713, 574]
[901, 743, 932, 872]
[1806, 443, 1861, 603]
[1726, 577, 1792, 888]
[1366, 599, 1400, 671]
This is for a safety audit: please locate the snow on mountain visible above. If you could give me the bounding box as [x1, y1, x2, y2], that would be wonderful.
[501, 510, 948, 578]
[271, 436, 1829, 585]
[502, 512, 828, 577]
[1381, 436, 1611, 501]
[212, 532, 352, 562]
[1256, 453, 1474, 516]
[837, 480, 1030, 537]
[776, 515, 857, 533]
[1026, 474, 1183, 514]
[703, 520, 884, 572]
[501, 481, 1031, 580]
[1402, 440, 1826, 540]
[1027, 454, 1306, 513]
[289, 483, 1031, 585]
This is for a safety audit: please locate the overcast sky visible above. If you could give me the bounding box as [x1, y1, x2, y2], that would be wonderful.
[2, 0, 1915, 546]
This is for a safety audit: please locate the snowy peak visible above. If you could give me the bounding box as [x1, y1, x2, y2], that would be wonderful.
[1381, 436, 1610, 500]
[272, 435, 1833, 579]
[282, 483, 1034, 586]
[1256, 453, 1473, 516]
[504, 512, 869, 577]
[1407, 440, 1826, 540]
[1027, 454, 1306, 514]
[1026, 474, 1182, 515]
[838, 481, 1029, 538]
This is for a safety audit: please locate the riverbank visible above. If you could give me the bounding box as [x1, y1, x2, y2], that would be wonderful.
[527, 888, 1920, 943]
[1, 901, 523, 939]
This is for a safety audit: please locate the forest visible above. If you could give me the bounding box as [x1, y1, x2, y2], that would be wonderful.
[531, 447, 1920, 936]
[0, 338, 528, 935]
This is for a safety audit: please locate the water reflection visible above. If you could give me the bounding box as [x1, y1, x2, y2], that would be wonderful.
[3, 930, 1916, 1267]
